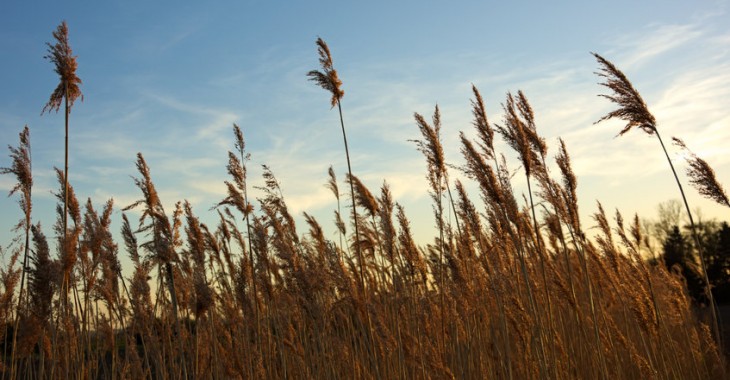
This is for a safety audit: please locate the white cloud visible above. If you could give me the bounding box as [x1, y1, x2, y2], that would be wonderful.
[607, 23, 703, 70]
[6, 6, 730, 250]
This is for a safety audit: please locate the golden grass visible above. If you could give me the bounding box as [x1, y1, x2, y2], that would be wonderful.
[0, 37, 727, 379]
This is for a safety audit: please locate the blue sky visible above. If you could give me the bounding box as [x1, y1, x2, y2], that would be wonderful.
[1, 1, 729, 257]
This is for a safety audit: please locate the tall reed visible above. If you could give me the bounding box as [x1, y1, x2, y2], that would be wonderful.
[41, 20, 82, 304]
[41, 25, 83, 374]
[124, 153, 188, 379]
[307, 37, 366, 291]
[1, 127, 32, 379]
[593, 52, 722, 348]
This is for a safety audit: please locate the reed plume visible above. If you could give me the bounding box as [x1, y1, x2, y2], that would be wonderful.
[672, 137, 730, 208]
[555, 138, 581, 233]
[307, 38, 344, 108]
[0, 127, 33, 235]
[42, 21, 83, 115]
[326, 166, 347, 253]
[27, 224, 56, 333]
[470, 85, 496, 160]
[593, 53, 655, 136]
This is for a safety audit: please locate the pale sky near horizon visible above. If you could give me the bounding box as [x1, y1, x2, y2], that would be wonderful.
[1, 1, 729, 264]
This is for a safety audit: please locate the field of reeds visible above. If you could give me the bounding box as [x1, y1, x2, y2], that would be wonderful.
[0, 24, 728, 379]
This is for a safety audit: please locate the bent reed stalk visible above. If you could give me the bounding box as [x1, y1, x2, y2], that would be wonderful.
[593, 52, 722, 349]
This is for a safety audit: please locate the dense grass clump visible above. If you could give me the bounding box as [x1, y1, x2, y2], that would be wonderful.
[0, 34, 728, 379]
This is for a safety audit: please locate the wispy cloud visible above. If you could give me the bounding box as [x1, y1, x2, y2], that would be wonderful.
[5, 4, 729, 248]
[612, 23, 703, 69]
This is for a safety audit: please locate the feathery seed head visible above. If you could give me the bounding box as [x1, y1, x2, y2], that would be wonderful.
[498, 92, 538, 175]
[347, 174, 379, 217]
[673, 137, 730, 207]
[470, 85, 496, 159]
[307, 37, 344, 108]
[233, 123, 246, 155]
[326, 166, 339, 201]
[412, 105, 447, 197]
[593, 53, 656, 136]
[1, 126, 33, 226]
[42, 21, 83, 115]
[516, 90, 547, 159]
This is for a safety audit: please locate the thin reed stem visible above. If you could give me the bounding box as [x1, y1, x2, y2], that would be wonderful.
[337, 100, 366, 292]
[654, 129, 722, 347]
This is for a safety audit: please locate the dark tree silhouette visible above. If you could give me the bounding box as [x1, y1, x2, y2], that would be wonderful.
[663, 226, 706, 303]
[707, 223, 730, 303]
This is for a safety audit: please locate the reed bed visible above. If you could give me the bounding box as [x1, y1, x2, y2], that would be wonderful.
[0, 34, 727, 379]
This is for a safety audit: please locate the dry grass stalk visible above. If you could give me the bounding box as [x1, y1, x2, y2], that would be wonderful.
[308, 37, 367, 293]
[42, 24, 83, 346]
[594, 52, 722, 349]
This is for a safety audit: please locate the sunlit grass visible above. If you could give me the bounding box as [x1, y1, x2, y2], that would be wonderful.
[0, 28, 727, 380]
